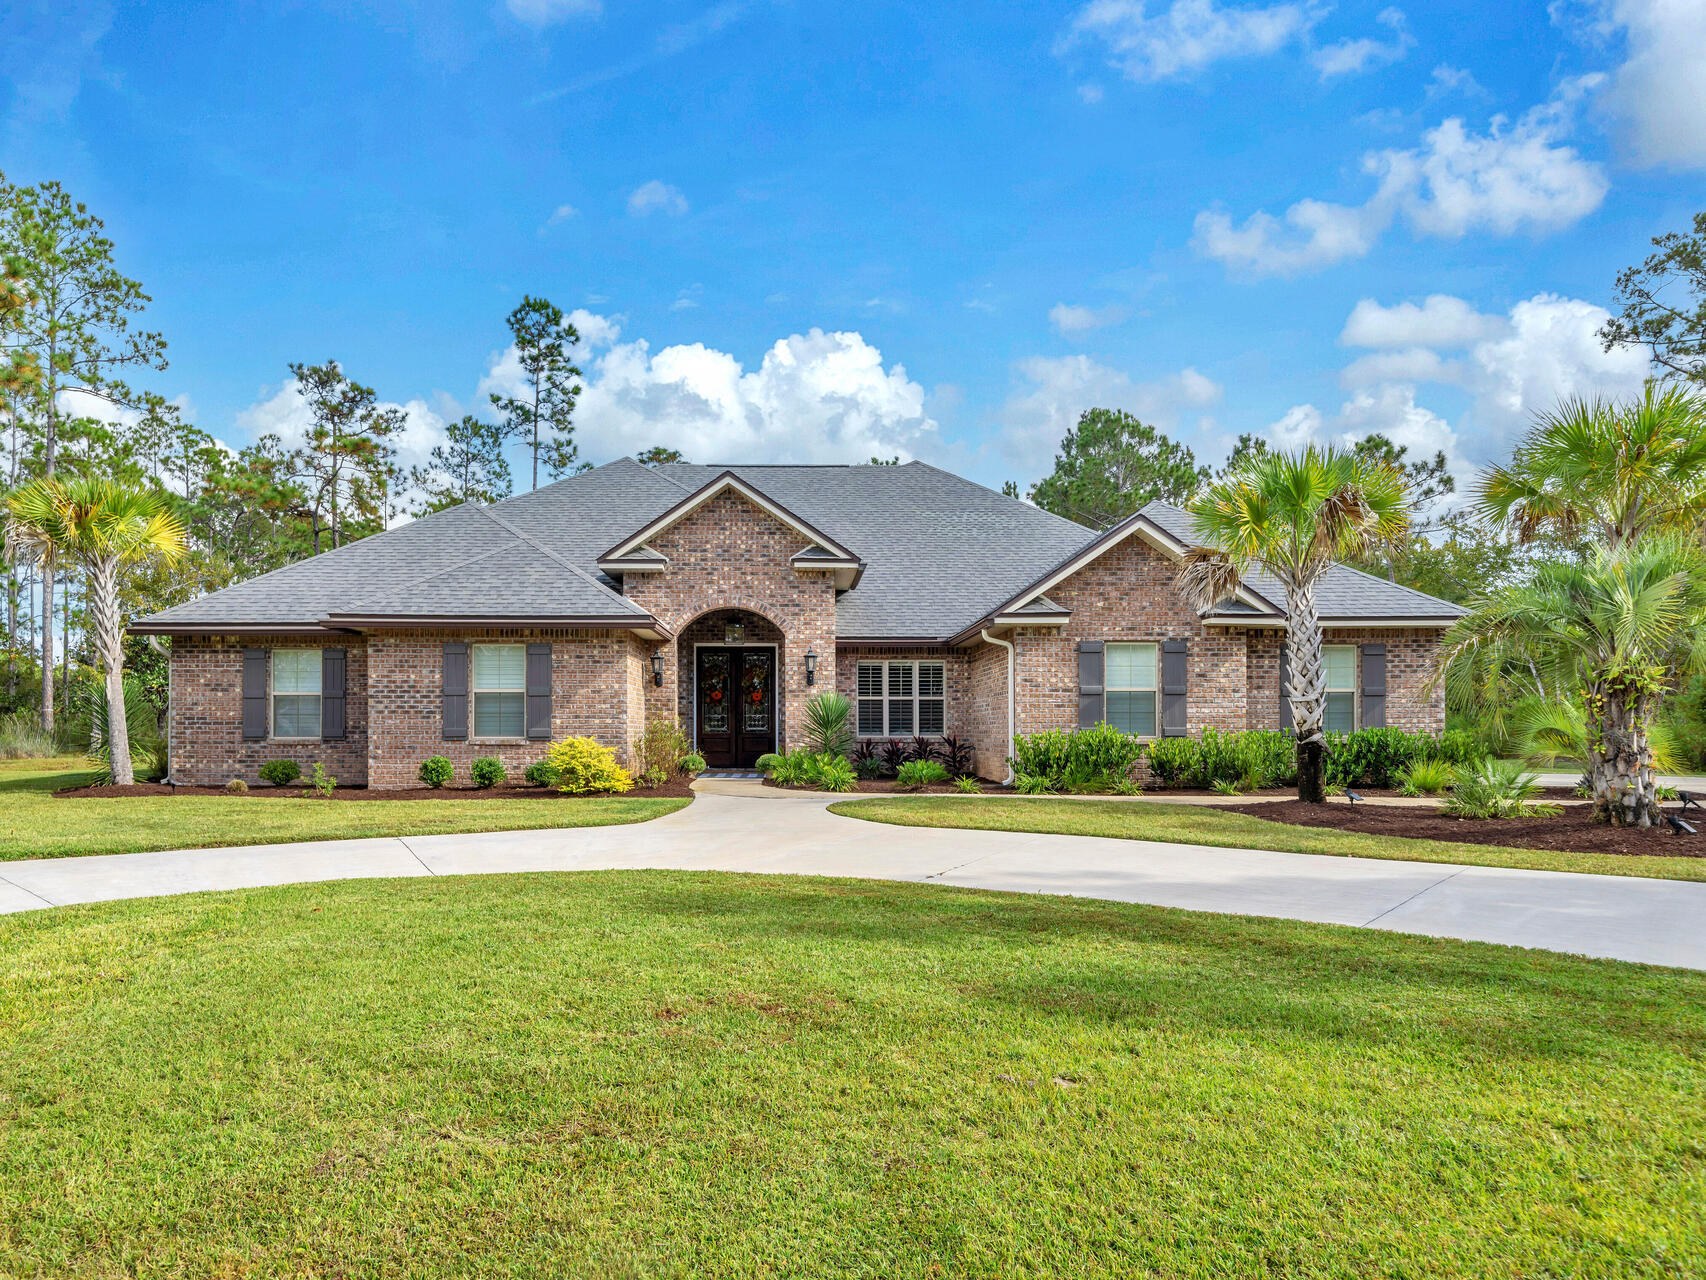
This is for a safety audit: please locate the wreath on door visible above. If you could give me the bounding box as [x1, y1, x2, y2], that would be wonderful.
[741, 662, 769, 704]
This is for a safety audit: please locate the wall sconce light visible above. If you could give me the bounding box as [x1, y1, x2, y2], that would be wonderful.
[804, 649, 818, 686]
[651, 651, 664, 687]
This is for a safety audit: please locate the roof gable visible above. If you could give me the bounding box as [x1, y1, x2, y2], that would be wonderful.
[599, 470, 860, 564]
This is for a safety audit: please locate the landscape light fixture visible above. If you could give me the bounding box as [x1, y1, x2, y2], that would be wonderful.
[651, 651, 664, 687]
[1345, 790, 1362, 805]
[805, 649, 818, 686]
[1668, 812, 1697, 837]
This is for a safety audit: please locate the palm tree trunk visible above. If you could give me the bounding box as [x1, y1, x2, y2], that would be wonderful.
[1587, 681, 1658, 827]
[87, 557, 132, 786]
[1288, 581, 1327, 804]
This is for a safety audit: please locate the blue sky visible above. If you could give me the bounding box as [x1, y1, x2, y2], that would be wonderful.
[4, 0, 1703, 494]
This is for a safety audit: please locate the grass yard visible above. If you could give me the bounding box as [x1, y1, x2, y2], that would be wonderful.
[831, 796, 1706, 882]
[0, 759, 689, 862]
[0, 872, 1700, 1277]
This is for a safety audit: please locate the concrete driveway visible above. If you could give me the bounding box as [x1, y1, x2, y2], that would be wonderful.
[0, 788, 1700, 971]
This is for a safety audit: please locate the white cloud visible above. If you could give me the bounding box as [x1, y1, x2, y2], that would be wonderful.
[1594, 0, 1706, 169]
[1298, 290, 1656, 477]
[1048, 302, 1129, 335]
[1194, 83, 1608, 276]
[1059, 0, 1321, 82]
[1193, 197, 1387, 277]
[1077, 82, 1106, 103]
[506, 0, 600, 28]
[1425, 63, 1486, 100]
[1258, 387, 1467, 485]
[998, 354, 1222, 469]
[627, 180, 689, 217]
[541, 203, 578, 230]
[1340, 294, 1505, 348]
[1311, 7, 1413, 81]
[481, 320, 937, 465]
[235, 377, 450, 476]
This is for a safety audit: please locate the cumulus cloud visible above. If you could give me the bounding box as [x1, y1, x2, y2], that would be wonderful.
[1340, 294, 1506, 348]
[235, 377, 450, 477]
[539, 203, 578, 233]
[998, 354, 1222, 470]
[1593, 0, 1706, 170]
[1048, 302, 1129, 336]
[479, 319, 937, 465]
[1426, 63, 1486, 101]
[1275, 291, 1656, 480]
[1194, 83, 1608, 276]
[1059, 0, 1321, 82]
[1311, 7, 1413, 81]
[506, 0, 600, 28]
[627, 180, 689, 217]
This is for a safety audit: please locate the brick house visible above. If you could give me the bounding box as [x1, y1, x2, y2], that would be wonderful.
[133, 458, 1465, 787]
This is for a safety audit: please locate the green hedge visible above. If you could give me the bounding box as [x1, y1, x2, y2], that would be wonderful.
[1009, 723, 1143, 792]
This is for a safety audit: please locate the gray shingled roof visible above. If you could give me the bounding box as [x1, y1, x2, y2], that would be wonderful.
[134, 460, 1462, 638]
[1137, 500, 1466, 620]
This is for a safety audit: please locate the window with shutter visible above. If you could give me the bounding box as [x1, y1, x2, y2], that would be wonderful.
[271, 650, 322, 739]
[1104, 643, 1158, 736]
[472, 643, 526, 738]
[856, 661, 946, 737]
[857, 663, 884, 736]
[1323, 645, 1357, 733]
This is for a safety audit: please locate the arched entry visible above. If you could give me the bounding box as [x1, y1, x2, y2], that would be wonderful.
[678, 609, 784, 768]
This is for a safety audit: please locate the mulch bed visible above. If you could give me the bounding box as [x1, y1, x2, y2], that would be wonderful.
[54, 777, 697, 802]
[1222, 798, 1705, 859]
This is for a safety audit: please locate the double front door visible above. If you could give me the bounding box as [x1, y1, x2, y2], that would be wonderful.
[696, 646, 776, 769]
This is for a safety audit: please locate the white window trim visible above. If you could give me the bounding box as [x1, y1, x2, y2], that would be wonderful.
[471, 642, 528, 743]
[856, 660, 946, 738]
[1323, 644, 1359, 734]
[1104, 641, 1159, 739]
[269, 648, 323, 742]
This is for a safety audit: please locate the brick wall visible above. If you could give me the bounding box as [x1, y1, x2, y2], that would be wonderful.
[1012, 535, 1247, 737]
[1245, 627, 1445, 733]
[365, 628, 640, 788]
[622, 490, 838, 754]
[678, 609, 788, 730]
[964, 639, 1011, 780]
[167, 635, 370, 787]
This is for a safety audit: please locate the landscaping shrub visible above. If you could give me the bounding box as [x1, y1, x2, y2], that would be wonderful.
[1396, 759, 1454, 796]
[523, 761, 558, 787]
[224, 778, 248, 794]
[470, 757, 507, 789]
[634, 720, 693, 779]
[1013, 773, 1054, 794]
[906, 736, 941, 764]
[305, 762, 336, 797]
[895, 759, 949, 790]
[417, 756, 453, 788]
[1442, 757, 1558, 819]
[680, 753, 706, 775]
[803, 692, 854, 758]
[880, 739, 908, 777]
[640, 766, 668, 788]
[1070, 722, 1145, 780]
[1324, 728, 1429, 789]
[850, 740, 880, 775]
[755, 752, 784, 776]
[81, 679, 166, 783]
[543, 736, 633, 794]
[1010, 729, 1073, 787]
[940, 735, 975, 779]
[953, 774, 981, 793]
[258, 759, 301, 787]
[1143, 736, 1197, 787]
[810, 755, 858, 792]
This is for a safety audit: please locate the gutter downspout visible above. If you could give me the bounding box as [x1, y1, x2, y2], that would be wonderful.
[981, 628, 1015, 786]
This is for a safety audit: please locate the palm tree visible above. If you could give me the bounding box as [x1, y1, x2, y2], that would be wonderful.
[1478, 381, 1706, 550]
[5, 478, 186, 784]
[1179, 446, 1410, 803]
[1439, 536, 1706, 827]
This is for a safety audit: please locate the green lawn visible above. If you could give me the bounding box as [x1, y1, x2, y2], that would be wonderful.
[0, 872, 1699, 1277]
[829, 796, 1706, 882]
[0, 759, 689, 862]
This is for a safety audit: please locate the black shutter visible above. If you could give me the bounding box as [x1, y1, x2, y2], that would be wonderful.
[526, 642, 553, 740]
[1161, 639, 1188, 737]
[1277, 641, 1293, 730]
[442, 641, 468, 741]
[1075, 641, 1104, 728]
[242, 648, 268, 741]
[1360, 643, 1387, 729]
[321, 648, 347, 740]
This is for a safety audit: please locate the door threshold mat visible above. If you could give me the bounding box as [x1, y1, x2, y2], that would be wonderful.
[699, 771, 765, 779]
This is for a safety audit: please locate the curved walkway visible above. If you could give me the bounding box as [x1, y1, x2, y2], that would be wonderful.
[1, 788, 1700, 970]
